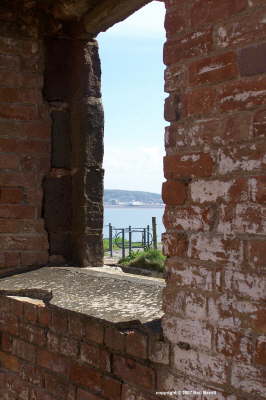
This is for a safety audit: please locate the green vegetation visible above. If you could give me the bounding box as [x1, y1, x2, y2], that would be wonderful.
[103, 238, 144, 252]
[118, 249, 166, 272]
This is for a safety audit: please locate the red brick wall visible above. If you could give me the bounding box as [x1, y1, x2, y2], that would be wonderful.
[0, 295, 170, 399]
[0, 34, 50, 272]
[162, 0, 266, 398]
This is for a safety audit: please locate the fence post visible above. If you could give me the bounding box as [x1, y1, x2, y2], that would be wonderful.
[109, 223, 113, 257]
[129, 226, 132, 255]
[122, 228, 125, 259]
[143, 228, 146, 249]
[152, 217, 157, 250]
[147, 225, 150, 249]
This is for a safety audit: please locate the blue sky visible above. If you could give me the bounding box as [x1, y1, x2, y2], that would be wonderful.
[98, 1, 166, 194]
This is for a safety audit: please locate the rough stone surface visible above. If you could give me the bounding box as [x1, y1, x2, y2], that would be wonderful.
[0, 267, 164, 323]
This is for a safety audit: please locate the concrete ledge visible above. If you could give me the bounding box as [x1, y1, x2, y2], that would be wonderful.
[0, 266, 164, 324]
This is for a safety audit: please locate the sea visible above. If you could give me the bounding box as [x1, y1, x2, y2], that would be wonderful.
[103, 206, 165, 241]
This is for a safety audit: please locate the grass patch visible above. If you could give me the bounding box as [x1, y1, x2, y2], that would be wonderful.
[118, 249, 166, 272]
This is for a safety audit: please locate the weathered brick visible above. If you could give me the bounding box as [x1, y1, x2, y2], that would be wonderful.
[216, 329, 254, 363]
[164, 28, 213, 65]
[4, 252, 21, 267]
[163, 315, 212, 350]
[0, 104, 39, 120]
[12, 338, 36, 363]
[0, 154, 20, 170]
[173, 347, 228, 384]
[238, 42, 266, 76]
[186, 113, 251, 148]
[21, 252, 48, 266]
[162, 180, 187, 205]
[44, 373, 72, 399]
[191, 0, 247, 28]
[217, 143, 266, 176]
[68, 313, 86, 338]
[165, 123, 186, 150]
[189, 52, 238, 86]
[165, 6, 189, 37]
[165, 64, 187, 93]
[0, 205, 35, 219]
[101, 375, 122, 400]
[0, 54, 20, 70]
[104, 326, 125, 352]
[0, 235, 48, 250]
[125, 330, 148, 359]
[0, 351, 20, 372]
[149, 338, 170, 365]
[23, 301, 39, 323]
[254, 109, 266, 138]
[184, 291, 208, 320]
[80, 342, 110, 371]
[164, 94, 180, 122]
[162, 232, 188, 257]
[255, 336, 266, 366]
[84, 319, 104, 344]
[0, 187, 23, 204]
[113, 355, 155, 390]
[217, 77, 266, 112]
[48, 332, 78, 358]
[121, 384, 157, 400]
[164, 153, 214, 179]
[217, 203, 266, 235]
[166, 261, 214, 291]
[69, 362, 101, 390]
[215, 8, 266, 49]
[247, 240, 266, 267]
[250, 308, 266, 334]
[0, 87, 41, 104]
[191, 177, 259, 205]
[188, 234, 244, 265]
[37, 349, 69, 376]
[77, 388, 104, 400]
[224, 269, 265, 300]
[185, 86, 217, 116]
[19, 323, 47, 347]
[1, 332, 13, 352]
[0, 172, 36, 187]
[163, 206, 214, 232]
[50, 309, 68, 334]
[231, 362, 266, 397]
[0, 137, 50, 155]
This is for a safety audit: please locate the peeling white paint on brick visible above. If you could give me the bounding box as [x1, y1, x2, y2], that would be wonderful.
[188, 234, 243, 264]
[232, 363, 266, 397]
[217, 27, 229, 46]
[191, 179, 233, 203]
[181, 154, 200, 162]
[173, 347, 228, 384]
[248, 178, 258, 202]
[199, 64, 223, 74]
[218, 149, 261, 174]
[225, 270, 266, 300]
[163, 315, 212, 349]
[221, 90, 266, 104]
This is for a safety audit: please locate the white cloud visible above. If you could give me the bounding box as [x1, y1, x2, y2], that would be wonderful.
[103, 145, 164, 193]
[101, 1, 165, 39]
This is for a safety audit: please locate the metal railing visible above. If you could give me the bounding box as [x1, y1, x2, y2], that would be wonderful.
[106, 217, 157, 258]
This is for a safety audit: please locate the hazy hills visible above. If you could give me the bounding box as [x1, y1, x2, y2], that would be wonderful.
[104, 189, 163, 205]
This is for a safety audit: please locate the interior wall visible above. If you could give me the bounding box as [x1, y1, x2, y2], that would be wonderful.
[0, 5, 50, 274]
[43, 37, 104, 267]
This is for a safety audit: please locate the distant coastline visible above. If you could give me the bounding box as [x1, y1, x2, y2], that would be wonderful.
[104, 204, 164, 208]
